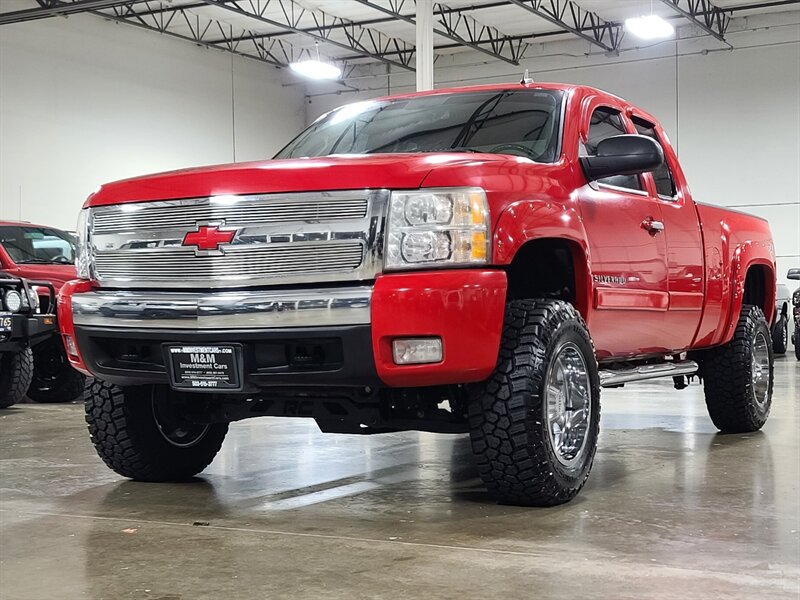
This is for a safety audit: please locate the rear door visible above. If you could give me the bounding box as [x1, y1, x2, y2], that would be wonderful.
[631, 114, 705, 351]
[577, 102, 670, 358]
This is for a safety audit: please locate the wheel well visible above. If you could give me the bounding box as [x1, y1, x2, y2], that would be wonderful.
[742, 264, 771, 317]
[504, 238, 588, 315]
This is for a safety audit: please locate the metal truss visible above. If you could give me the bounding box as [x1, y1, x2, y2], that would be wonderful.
[0, 0, 147, 24]
[505, 0, 623, 52]
[660, 0, 732, 42]
[199, 0, 417, 71]
[101, 1, 347, 71]
[351, 0, 529, 65]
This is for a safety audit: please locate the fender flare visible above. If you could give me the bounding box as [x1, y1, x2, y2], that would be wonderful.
[493, 199, 593, 317]
[722, 241, 776, 343]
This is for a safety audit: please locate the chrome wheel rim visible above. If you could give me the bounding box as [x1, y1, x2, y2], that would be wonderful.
[545, 342, 592, 468]
[152, 392, 209, 448]
[752, 331, 770, 408]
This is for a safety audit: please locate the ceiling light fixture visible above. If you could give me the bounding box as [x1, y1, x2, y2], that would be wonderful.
[625, 14, 675, 40]
[289, 42, 342, 80]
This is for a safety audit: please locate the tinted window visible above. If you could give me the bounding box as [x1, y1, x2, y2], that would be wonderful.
[633, 117, 677, 198]
[276, 90, 563, 162]
[585, 107, 642, 191]
[0, 226, 76, 264]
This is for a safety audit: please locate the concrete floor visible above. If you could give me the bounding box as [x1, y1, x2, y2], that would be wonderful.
[1, 358, 798, 600]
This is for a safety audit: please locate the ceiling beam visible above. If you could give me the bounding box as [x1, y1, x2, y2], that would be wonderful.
[0, 0, 148, 25]
[351, 0, 528, 65]
[198, 0, 418, 71]
[659, 0, 732, 42]
[505, 0, 623, 52]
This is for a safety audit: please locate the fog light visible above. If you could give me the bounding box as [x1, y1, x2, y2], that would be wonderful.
[64, 335, 79, 358]
[3, 290, 22, 313]
[392, 338, 443, 365]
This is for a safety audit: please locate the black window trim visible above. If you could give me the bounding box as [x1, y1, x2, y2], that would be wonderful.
[583, 103, 646, 195]
[630, 114, 679, 202]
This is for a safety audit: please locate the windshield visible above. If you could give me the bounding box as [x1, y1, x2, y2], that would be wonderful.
[276, 89, 564, 162]
[0, 226, 76, 265]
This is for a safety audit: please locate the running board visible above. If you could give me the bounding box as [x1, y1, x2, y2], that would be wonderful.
[598, 360, 699, 388]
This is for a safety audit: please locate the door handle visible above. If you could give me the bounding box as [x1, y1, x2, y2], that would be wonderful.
[641, 217, 665, 235]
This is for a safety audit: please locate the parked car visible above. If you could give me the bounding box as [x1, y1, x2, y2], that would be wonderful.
[0, 222, 85, 402]
[59, 82, 777, 506]
[773, 284, 791, 354]
[788, 268, 800, 360]
[0, 274, 57, 408]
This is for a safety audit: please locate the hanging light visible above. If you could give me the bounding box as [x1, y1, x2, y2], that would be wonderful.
[625, 14, 675, 39]
[289, 42, 342, 80]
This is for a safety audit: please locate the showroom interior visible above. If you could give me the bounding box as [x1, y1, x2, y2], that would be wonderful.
[0, 0, 799, 598]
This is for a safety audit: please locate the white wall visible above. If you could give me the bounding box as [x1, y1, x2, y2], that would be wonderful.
[303, 13, 800, 287]
[0, 14, 305, 230]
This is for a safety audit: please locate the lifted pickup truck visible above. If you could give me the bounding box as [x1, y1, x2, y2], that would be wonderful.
[1, 275, 57, 408]
[60, 82, 777, 506]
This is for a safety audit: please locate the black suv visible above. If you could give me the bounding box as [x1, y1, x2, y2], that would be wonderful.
[0, 274, 57, 407]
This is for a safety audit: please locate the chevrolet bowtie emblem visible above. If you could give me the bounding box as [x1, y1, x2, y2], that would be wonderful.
[182, 225, 237, 253]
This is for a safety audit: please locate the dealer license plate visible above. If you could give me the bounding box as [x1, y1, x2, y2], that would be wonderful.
[166, 344, 243, 391]
[0, 313, 12, 334]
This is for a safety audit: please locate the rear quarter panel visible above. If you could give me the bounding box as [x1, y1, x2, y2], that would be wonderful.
[694, 203, 776, 348]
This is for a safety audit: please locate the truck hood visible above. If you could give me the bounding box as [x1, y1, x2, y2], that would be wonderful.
[85, 154, 505, 207]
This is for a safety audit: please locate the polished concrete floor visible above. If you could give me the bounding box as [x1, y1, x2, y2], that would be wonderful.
[1, 358, 798, 599]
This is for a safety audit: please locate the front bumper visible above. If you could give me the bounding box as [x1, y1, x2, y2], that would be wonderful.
[60, 270, 507, 389]
[0, 313, 58, 352]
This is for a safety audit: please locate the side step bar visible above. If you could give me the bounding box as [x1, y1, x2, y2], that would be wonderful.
[599, 360, 699, 388]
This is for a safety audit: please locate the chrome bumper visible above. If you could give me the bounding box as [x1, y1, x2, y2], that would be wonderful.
[71, 286, 373, 329]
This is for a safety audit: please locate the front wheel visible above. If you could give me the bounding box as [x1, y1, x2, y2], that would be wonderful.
[795, 325, 800, 361]
[85, 381, 228, 481]
[468, 299, 600, 506]
[28, 338, 86, 403]
[0, 348, 34, 409]
[702, 305, 773, 433]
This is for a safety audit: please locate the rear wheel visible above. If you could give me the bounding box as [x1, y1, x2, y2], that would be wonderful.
[468, 299, 600, 506]
[0, 348, 34, 409]
[27, 338, 86, 403]
[702, 305, 773, 433]
[85, 381, 228, 481]
[771, 312, 788, 355]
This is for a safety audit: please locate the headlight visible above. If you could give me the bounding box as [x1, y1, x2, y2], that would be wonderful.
[793, 290, 800, 306]
[385, 187, 490, 270]
[3, 290, 22, 313]
[75, 208, 93, 280]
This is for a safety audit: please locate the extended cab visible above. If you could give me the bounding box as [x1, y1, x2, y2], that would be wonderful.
[59, 83, 777, 506]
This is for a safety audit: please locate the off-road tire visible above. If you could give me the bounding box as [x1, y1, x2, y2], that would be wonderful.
[771, 313, 788, 355]
[27, 339, 86, 403]
[468, 299, 601, 506]
[0, 348, 34, 409]
[85, 380, 228, 481]
[795, 325, 800, 361]
[702, 305, 773, 433]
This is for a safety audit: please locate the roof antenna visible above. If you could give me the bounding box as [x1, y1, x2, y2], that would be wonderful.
[520, 69, 534, 84]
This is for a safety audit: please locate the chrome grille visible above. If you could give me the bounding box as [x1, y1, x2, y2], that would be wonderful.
[93, 194, 368, 234]
[95, 243, 364, 280]
[89, 191, 387, 289]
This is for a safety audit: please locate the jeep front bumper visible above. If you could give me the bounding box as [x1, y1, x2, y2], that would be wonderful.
[59, 270, 507, 389]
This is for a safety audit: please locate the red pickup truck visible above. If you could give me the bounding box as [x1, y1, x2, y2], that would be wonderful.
[59, 82, 776, 506]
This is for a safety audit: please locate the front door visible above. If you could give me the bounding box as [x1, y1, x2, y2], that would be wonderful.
[577, 103, 670, 359]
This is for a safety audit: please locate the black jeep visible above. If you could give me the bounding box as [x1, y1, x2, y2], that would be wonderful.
[0, 274, 58, 408]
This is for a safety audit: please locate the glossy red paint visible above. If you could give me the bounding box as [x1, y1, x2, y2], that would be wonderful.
[57, 279, 94, 376]
[0, 221, 76, 292]
[84, 154, 506, 207]
[69, 81, 777, 367]
[371, 270, 507, 387]
[182, 226, 236, 251]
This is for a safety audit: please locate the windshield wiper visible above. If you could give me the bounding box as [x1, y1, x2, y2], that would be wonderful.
[422, 147, 481, 153]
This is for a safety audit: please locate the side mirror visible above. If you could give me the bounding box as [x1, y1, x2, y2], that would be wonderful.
[580, 134, 664, 182]
[788, 268, 800, 281]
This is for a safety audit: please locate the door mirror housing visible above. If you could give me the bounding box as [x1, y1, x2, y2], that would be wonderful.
[788, 268, 800, 281]
[580, 134, 664, 182]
